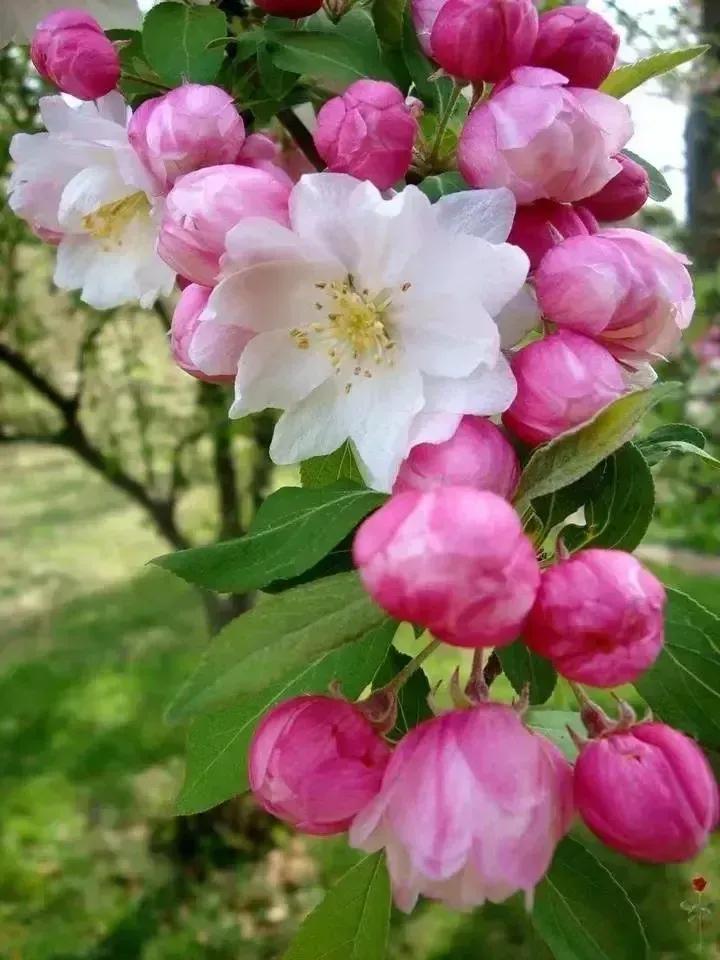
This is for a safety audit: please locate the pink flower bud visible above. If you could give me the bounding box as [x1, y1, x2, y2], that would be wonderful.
[236, 132, 311, 183]
[314, 80, 418, 190]
[394, 417, 520, 499]
[170, 283, 252, 383]
[354, 487, 540, 648]
[350, 703, 573, 911]
[458, 67, 632, 204]
[530, 7, 620, 88]
[575, 723, 719, 863]
[429, 0, 538, 84]
[128, 85, 246, 194]
[583, 154, 650, 222]
[248, 695, 391, 835]
[525, 549, 666, 686]
[503, 331, 626, 445]
[158, 165, 291, 287]
[534, 228, 695, 364]
[508, 199, 597, 271]
[253, 0, 323, 18]
[30, 8, 120, 101]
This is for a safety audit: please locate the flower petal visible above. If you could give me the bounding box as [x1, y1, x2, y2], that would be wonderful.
[434, 188, 517, 243]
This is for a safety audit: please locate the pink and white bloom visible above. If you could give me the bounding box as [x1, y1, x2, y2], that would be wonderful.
[204, 174, 527, 490]
[128, 84, 247, 194]
[314, 80, 418, 190]
[508, 199, 597, 271]
[8, 93, 175, 309]
[575, 723, 719, 863]
[31, 9, 120, 101]
[534, 228, 695, 363]
[530, 7, 619, 89]
[503, 331, 627, 445]
[458, 67, 632, 204]
[394, 416, 520, 499]
[354, 487, 540, 647]
[525, 550, 666, 687]
[248, 695, 391, 835]
[350, 703, 574, 911]
[1, 0, 138, 45]
[171, 283, 252, 383]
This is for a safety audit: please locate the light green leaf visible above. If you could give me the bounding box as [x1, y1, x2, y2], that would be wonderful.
[514, 383, 680, 508]
[637, 422, 718, 467]
[167, 572, 386, 722]
[497, 641, 557, 705]
[153, 484, 385, 593]
[176, 620, 397, 814]
[418, 171, 470, 201]
[533, 836, 649, 960]
[283, 854, 391, 960]
[301, 442, 365, 488]
[601, 45, 709, 99]
[563, 443, 655, 553]
[526, 710, 583, 761]
[142, 1, 227, 85]
[635, 589, 720, 749]
[622, 149, 672, 202]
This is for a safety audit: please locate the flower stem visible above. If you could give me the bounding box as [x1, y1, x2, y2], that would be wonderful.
[388, 637, 441, 692]
[120, 71, 172, 91]
[428, 82, 464, 167]
[277, 109, 325, 171]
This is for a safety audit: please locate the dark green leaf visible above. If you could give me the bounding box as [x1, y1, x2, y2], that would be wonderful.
[526, 710, 583, 761]
[167, 572, 386, 722]
[153, 484, 385, 593]
[622, 149, 672, 202]
[601, 45, 709, 99]
[418, 171, 470, 201]
[498, 641, 557, 705]
[301, 442, 365, 488]
[143, 1, 227, 85]
[373, 0, 404, 47]
[283, 854, 391, 960]
[533, 836, 649, 960]
[637, 422, 718, 467]
[514, 383, 680, 508]
[563, 443, 655, 553]
[401, 3, 454, 109]
[373, 648, 432, 737]
[635, 589, 720, 749]
[532, 462, 605, 534]
[176, 620, 397, 814]
[257, 44, 298, 101]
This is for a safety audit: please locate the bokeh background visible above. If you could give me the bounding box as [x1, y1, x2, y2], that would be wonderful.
[1, 1, 720, 957]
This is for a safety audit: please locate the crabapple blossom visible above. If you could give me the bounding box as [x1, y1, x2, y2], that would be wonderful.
[350, 702, 573, 911]
[314, 81, 418, 190]
[204, 174, 527, 490]
[503, 331, 626, 445]
[354, 487, 540, 647]
[525, 550, 666, 686]
[171, 283, 253, 383]
[427, 0, 538, 84]
[1, 0, 138, 44]
[534, 228, 695, 364]
[393, 416, 520, 499]
[508, 199, 597, 271]
[157, 164, 292, 287]
[248, 696, 391, 835]
[530, 7, 620, 89]
[8, 93, 174, 309]
[575, 723, 719, 863]
[30, 8, 120, 100]
[128, 84, 246, 194]
[583, 154, 650, 222]
[458, 67, 632, 204]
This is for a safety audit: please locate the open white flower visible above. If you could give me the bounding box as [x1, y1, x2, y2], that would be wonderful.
[9, 93, 175, 310]
[203, 174, 529, 490]
[0, 0, 140, 44]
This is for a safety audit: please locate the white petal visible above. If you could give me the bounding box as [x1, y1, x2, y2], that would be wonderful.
[188, 323, 252, 379]
[398, 297, 499, 378]
[290, 172, 374, 268]
[434, 188, 517, 243]
[469, 240, 530, 316]
[496, 284, 542, 349]
[222, 217, 326, 273]
[407, 412, 463, 449]
[421, 355, 517, 416]
[58, 166, 133, 231]
[269, 379, 352, 464]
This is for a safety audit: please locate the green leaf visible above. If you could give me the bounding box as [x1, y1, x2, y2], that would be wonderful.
[167, 572, 386, 722]
[622, 149, 672, 202]
[176, 620, 397, 814]
[563, 443, 655, 553]
[532, 462, 605, 535]
[601, 45, 709, 99]
[498, 641, 557, 705]
[637, 423, 719, 467]
[418, 171, 470, 201]
[109, 29, 163, 98]
[401, 3, 454, 110]
[283, 854, 391, 960]
[142, 1, 227, 85]
[373, 647, 432, 737]
[514, 383, 680, 509]
[257, 44, 298, 101]
[533, 836, 649, 960]
[153, 484, 385, 593]
[635, 589, 720, 749]
[373, 0, 404, 47]
[301, 442, 365, 488]
[526, 710, 583, 761]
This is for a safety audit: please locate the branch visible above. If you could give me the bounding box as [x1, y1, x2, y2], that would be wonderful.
[0, 341, 77, 417]
[277, 109, 324, 171]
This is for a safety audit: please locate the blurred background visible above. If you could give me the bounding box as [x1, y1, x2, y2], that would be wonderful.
[1, 1, 720, 957]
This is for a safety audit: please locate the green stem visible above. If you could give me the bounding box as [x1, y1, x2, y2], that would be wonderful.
[121, 71, 172, 91]
[388, 638, 440, 692]
[428, 82, 463, 167]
